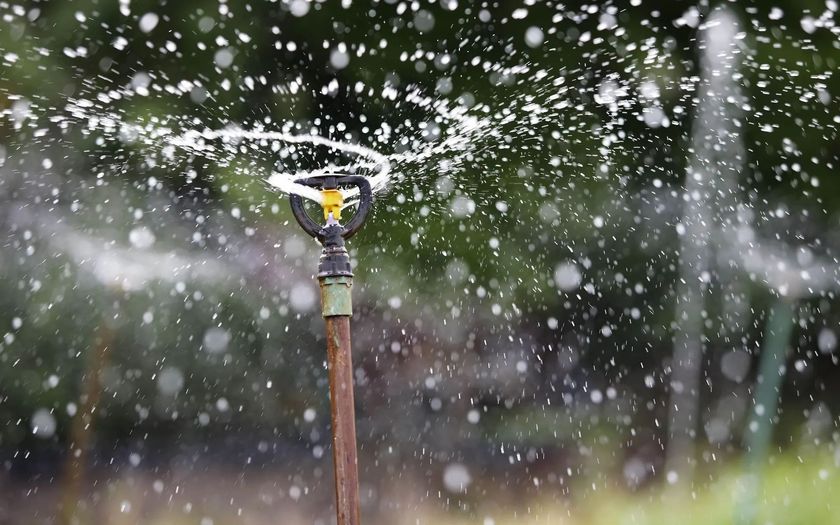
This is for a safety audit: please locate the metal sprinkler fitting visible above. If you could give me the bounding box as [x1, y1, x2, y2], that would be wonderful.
[289, 175, 373, 525]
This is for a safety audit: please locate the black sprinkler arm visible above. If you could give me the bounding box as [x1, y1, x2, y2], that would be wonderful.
[289, 175, 373, 240]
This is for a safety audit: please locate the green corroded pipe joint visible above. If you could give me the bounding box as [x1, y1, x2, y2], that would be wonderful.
[320, 275, 353, 317]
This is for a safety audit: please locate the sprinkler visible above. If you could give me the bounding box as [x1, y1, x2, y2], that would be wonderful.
[289, 175, 372, 525]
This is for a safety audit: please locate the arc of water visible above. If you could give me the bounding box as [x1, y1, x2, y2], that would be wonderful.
[57, 98, 394, 206]
[172, 127, 392, 205]
[59, 79, 504, 214]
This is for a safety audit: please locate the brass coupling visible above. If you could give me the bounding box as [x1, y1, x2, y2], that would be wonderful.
[320, 275, 353, 317]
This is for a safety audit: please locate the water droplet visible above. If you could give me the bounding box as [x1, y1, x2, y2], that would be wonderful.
[554, 262, 582, 292]
[414, 10, 435, 32]
[442, 463, 472, 493]
[203, 327, 231, 354]
[31, 409, 56, 438]
[330, 48, 350, 70]
[289, 283, 316, 312]
[129, 226, 156, 249]
[289, 0, 310, 17]
[303, 408, 316, 422]
[156, 366, 184, 396]
[138, 12, 159, 33]
[818, 328, 837, 354]
[524, 27, 544, 48]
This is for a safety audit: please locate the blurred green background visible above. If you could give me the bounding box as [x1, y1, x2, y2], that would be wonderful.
[1, 0, 839, 523]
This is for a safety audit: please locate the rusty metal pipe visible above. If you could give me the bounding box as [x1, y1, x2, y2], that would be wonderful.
[291, 175, 372, 525]
[319, 247, 361, 524]
[324, 314, 361, 525]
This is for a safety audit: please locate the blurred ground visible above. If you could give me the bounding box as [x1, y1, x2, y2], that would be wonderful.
[2, 450, 837, 524]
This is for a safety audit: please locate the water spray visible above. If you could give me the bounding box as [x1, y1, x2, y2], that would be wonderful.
[290, 175, 373, 525]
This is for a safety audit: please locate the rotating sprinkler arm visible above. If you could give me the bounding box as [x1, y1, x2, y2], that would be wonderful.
[289, 175, 373, 241]
[289, 175, 372, 525]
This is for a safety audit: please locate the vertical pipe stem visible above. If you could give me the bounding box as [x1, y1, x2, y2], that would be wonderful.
[735, 299, 796, 525]
[325, 315, 361, 525]
[316, 225, 361, 523]
[61, 323, 113, 524]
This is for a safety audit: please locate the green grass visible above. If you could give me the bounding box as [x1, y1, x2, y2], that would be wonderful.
[424, 451, 839, 525]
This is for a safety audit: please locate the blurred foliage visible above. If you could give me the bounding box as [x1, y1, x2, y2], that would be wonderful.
[0, 0, 840, 522]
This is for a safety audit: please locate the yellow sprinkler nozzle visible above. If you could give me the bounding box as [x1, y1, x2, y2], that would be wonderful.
[321, 189, 344, 222]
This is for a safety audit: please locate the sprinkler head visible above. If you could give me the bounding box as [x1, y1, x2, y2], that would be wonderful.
[290, 175, 373, 320]
[289, 175, 373, 243]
